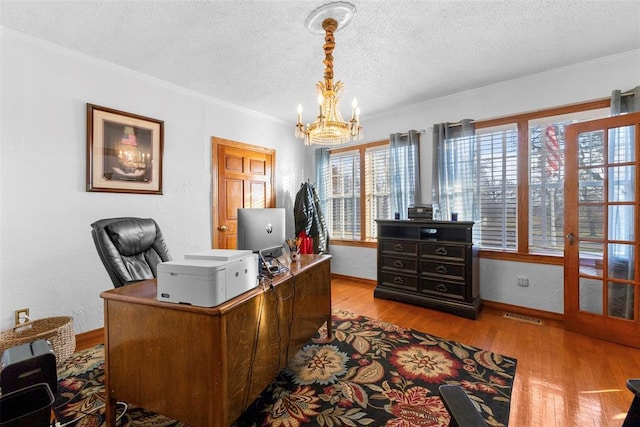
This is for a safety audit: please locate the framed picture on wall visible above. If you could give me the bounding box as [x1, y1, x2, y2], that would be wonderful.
[86, 103, 164, 194]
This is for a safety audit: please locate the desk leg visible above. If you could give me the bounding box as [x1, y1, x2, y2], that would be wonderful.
[105, 396, 117, 426]
[317, 315, 333, 343]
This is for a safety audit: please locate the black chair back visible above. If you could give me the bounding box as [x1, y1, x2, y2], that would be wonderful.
[91, 217, 172, 288]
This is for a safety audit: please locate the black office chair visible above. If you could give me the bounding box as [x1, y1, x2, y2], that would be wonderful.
[439, 385, 488, 427]
[623, 379, 640, 426]
[91, 217, 172, 288]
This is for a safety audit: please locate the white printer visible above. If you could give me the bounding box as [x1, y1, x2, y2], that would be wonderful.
[157, 249, 258, 307]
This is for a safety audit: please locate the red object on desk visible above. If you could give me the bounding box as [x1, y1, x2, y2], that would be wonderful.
[298, 231, 314, 254]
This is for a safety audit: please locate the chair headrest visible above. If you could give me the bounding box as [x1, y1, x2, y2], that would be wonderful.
[105, 218, 157, 257]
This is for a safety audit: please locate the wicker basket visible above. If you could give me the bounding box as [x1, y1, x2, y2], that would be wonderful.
[0, 316, 75, 366]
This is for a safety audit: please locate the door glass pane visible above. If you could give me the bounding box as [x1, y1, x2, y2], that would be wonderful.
[608, 243, 635, 280]
[609, 125, 635, 164]
[580, 277, 603, 314]
[578, 130, 605, 167]
[609, 166, 635, 202]
[579, 205, 604, 239]
[608, 281, 634, 319]
[578, 167, 604, 202]
[579, 242, 603, 277]
[608, 205, 635, 241]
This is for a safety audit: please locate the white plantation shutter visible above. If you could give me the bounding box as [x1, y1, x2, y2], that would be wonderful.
[476, 126, 518, 249]
[321, 142, 391, 242]
[365, 145, 391, 239]
[328, 150, 361, 239]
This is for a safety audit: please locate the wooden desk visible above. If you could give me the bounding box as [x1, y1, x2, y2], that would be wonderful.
[100, 254, 331, 426]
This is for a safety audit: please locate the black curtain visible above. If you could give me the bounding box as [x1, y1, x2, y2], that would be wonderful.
[294, 182, 329, 254]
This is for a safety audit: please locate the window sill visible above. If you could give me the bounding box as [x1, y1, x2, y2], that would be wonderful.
[479, 249, 563, 265]
[330, 239, 378, 249]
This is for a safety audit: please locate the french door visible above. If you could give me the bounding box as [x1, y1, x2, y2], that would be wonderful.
[564, 112, 640, 347]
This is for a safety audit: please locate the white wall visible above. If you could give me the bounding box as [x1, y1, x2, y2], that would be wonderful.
[0, 28, 308, 333]
[329, 49, 640, 314]
[2, 27, 638, 333]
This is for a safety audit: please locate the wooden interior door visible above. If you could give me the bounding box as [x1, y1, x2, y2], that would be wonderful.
[564, 112, 640, 347]
[211, 137, 275, 249]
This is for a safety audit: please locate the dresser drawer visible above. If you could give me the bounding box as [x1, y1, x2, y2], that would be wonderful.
[380, 239, 418, 256]
[380, 256, 418, 274]
[421, 260, 465, 280]
[421, 242, 466, 261]
[420, 277, 465, 300]
[380, 272, 418, 291]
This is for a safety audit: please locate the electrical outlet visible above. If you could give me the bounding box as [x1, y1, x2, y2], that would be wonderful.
[517, 276, 529, 287]
[14, 308, 29, 326]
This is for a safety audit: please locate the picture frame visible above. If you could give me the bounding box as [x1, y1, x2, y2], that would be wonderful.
[86, 104, 164, 194]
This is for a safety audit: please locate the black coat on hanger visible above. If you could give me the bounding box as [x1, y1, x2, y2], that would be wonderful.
[294, 181, 329, 254]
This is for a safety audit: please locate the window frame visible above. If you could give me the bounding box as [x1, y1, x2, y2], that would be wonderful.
[324, 98, 613, 257]
[328, 139, 389, 249]
[474, 97, 611, 264]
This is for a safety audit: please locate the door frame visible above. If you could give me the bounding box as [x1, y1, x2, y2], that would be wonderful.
[211, 136, 276, 248]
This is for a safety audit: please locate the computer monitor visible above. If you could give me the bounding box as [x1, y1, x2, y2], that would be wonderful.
[236, 208, 286, 272]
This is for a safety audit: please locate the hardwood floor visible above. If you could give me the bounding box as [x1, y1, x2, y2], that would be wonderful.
[78, 277, 640, 426]
[331, 277, 640, 427]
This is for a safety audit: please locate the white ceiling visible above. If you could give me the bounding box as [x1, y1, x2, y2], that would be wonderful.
[1, 0, 639, 124]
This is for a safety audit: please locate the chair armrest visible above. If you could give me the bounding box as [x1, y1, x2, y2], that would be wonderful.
[627, 379, 640, 396]
[438, 385, 487, 427]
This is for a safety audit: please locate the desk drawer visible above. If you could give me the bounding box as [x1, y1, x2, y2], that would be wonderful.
[420, 277, 465, 300]
[380, 272, 418, 292]
[380, 239, 418, 256]
[421, 260, 465, 280]
[380, 256, 418, 274]
[421, 242, 466, 261]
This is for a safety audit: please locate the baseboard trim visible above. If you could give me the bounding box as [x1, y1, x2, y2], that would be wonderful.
[331, 273, 564, 322]
[331, 273, 376, 286]
[75, 328, 104, 350]
[482, 300, 564, 323]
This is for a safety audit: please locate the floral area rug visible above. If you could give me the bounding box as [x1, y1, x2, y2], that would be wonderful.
[53, 310, 516, 426]
[234, 310, 516, 427]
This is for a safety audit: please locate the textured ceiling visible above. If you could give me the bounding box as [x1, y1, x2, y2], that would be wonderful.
[1, 0, 639, 124]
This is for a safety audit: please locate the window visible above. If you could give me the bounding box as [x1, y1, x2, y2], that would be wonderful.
[365, 145, 391, 239]
[476, 125, 518, 249]
[323, 141, 390, 244]
[328, 150, 360, 240]
[443, 102, 610, 258]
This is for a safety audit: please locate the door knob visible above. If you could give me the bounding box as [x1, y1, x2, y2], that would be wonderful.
[218, 225, 227, 231]
[566, 232, 574, 245]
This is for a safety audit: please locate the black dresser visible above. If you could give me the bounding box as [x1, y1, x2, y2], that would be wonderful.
[374, 220, 480, 319]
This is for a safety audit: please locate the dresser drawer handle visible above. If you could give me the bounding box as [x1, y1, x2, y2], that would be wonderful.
[393, 276, 404, 285]
[394, 244, 404, 252]
[435, 283, 448, 293]
[435, 265, 448, 274]
[435, 247, 448, 256]
[393, 260, 404, 268]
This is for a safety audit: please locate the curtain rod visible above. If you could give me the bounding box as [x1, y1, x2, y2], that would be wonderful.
[439, 90, 637, 128]
[398, 89, 637, 134]
[396, 129, 427, 137]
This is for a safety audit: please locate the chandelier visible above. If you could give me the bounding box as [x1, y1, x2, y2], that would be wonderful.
[295, 2, 362, 146]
